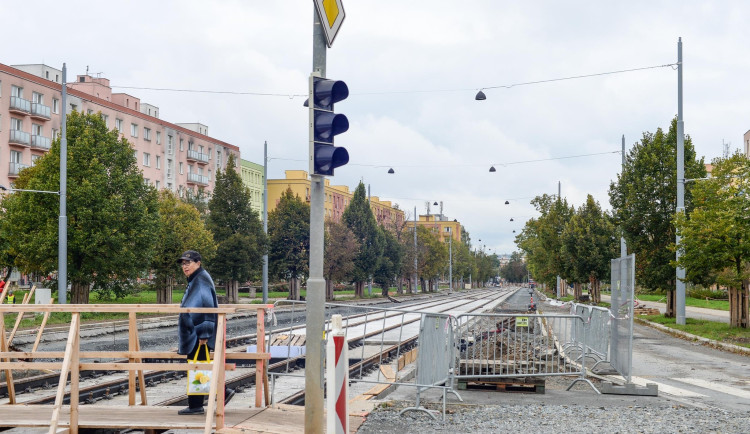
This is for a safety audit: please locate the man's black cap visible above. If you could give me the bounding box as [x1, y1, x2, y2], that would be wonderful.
[177, 250, 202, 264]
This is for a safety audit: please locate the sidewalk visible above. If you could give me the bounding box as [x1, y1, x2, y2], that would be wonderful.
[601, 294, 729, 323]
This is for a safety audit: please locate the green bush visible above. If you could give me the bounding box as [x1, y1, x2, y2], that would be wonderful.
[687, 287, 726, 300]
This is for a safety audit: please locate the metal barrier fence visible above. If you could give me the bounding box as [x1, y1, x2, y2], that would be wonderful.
[569, 303, 613, 370]
[265, 300, 459, 420]
[610, 254, 636, 382]
[453, 312, 599, 393]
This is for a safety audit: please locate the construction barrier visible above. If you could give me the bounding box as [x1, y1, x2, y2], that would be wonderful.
[326, 314, 348, 434]
[569, 303, 613, 370]
[610, 254, 636, 383]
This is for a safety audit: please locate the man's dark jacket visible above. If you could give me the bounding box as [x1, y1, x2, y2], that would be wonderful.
[178, 267, 218, 355]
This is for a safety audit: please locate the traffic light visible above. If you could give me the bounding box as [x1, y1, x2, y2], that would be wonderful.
[308, 73, 349, 176]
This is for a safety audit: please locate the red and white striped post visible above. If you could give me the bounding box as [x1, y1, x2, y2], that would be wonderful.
[326, 314, 348, 434]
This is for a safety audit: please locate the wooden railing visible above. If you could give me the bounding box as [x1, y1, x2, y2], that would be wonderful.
[0, 298, 272, 434]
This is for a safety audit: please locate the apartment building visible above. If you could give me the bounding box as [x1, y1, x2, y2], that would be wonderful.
[405, 213, 463, 244]
[267, 170, 405, 228]
[240, 158, 264, 216]
[0, 63, 240, 193]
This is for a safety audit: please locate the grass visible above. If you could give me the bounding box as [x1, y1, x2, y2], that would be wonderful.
[634, 294, 730, 311]
[639, 314, 750, 349]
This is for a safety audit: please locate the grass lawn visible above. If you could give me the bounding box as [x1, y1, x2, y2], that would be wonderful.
[635, 294, 729, 311]
[639, 314, 750, 349]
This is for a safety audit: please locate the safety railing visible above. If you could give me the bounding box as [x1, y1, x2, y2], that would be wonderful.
[453, 312, 599, 393]
[611, 254, 636, 383]
[0, 296, 271, 434]
[568, 303, 613, 370]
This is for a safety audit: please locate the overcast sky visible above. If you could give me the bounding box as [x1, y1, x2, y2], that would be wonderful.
[3, 1, 749, 254]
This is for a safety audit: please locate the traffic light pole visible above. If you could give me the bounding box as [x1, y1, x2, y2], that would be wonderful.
[306, 9, 327, 434]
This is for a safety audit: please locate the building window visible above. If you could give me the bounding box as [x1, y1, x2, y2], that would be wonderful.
[115, 118, 123, 132]
[87, 109, 94, 115]
[155, 180, 160, 190]
[179, 139, 184, 151]
[188, 164, 194, 174]
[69, 103, 77, 112]
[52, 128, 58, 138]
[32, 92, 43, 104]
[144, 127, 151, 141]
[52, 98, 59, 114]
[156, 155, 161, 169]
[10, 150, 22, 164]
[144, 178, 150, 185]
[156, 131, 161, 145]
[101, 114, 108, 127]
[143, 153, 150, 166]
[32, 123, 42, 136]
[179, 162, 184, 174]
[11, 117, 23, 131]
[11, 85, 23, 98]
[31, 154, 41, 165]
[131, 124, 138, 137]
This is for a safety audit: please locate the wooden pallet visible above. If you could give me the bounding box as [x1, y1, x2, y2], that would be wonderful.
[457, 377, 545, 394]
[634, 307, 660, 315]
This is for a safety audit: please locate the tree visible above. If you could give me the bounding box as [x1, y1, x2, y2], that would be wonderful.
[561, 195, 618, 303]
[342, 183, 384, 297]
[151, 190, 216, 303]
[417, 226, 447, 292]
[500, 251, 528, 283]
[324, 220, 359, 301]
[675, 152, 750, 328]
[268, 188, 309, 300]
[609, 118, 706, 316]
[374, 226, 404, 296]
[207, 154, 266, 303]
[1, 111, 159, 303]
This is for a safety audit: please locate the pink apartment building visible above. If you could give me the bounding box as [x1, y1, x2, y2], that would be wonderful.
[0, 63, 240, 194]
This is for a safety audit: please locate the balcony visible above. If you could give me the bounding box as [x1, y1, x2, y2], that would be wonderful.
[30, 103, 51, 120]
[186, 173, 209, 186]
[8, 129, 31, 148]
[9, 96, 31, 115]
[31, 135, 51, 151]
[186, 149, 210, 164]
[8, 162, 30, 178]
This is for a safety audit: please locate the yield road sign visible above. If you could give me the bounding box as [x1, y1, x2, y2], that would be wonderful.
[314, 0, 345, 47]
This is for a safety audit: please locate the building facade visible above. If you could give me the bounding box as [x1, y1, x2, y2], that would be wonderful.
[267, 170, 405, 228]
[405, 213, 463, 244]
[240, 159, 264, 216]
[0, 63, 240, 193]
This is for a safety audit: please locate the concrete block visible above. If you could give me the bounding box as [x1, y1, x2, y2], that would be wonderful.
[600, 381, 658, 396]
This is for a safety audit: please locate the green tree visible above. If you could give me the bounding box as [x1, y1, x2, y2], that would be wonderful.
[500, 251, 528, 284]
[374, 226, 404, 296]
[609, 118, 706, 316]
[207, 154, 266, 303]
[1, 111, 159, 303]
[451, 240, 474, 289]
[324, 220, 359, 301]
[152, 190, 216, 303]
[417, 226, 447, 292]
[268, 188, 310, 300]
[561, 195, 618, 303]
[342, 183, 384, 297]
[674, 152, 750, 328]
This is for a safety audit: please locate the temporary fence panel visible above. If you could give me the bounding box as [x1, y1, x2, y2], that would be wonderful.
[569, 303, 612, 369]
[610, 254, 635, 383]
[453, 312, 598, 393]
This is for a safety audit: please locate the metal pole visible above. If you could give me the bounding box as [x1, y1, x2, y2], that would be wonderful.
[448, 235, 452, 293]
[58, 63, 67, 304]
[413, 206, 417, 294]
[306, 9, 326, 433]
[367, 184, 372, 296]
[621, 134, 627, 258]
[262, 141, 269, 304]
[556, 181, 561, 298]
[675, 37, 686, 325]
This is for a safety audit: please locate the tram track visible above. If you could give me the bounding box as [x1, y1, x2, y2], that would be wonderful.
[1, 289, 510, 407]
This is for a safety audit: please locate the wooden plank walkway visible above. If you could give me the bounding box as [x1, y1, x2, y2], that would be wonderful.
[0, 404, 366, 433]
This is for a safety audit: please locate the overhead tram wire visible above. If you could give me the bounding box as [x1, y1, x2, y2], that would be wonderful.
[110, 62, 677, 99]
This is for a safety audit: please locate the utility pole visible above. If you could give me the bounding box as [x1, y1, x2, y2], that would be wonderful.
[306, 10, 326, 433]
[59, 63, 67, 304]
[621, 135, 627, 258]
[675, 37, 686, 325]
[413, 206, 418, 294]
[448, 235, 452, 293]
[262, 141, 269, 304]
[556, 181, 561, 298]
[367, 184, 372, 296]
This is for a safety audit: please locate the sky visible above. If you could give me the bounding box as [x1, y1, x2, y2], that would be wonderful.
[3, 1, 749, 255]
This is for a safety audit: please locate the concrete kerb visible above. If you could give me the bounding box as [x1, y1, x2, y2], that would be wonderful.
[634, 317, 750, 357]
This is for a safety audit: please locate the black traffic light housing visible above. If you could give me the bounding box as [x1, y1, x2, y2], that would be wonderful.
[309, 73, 349, 176]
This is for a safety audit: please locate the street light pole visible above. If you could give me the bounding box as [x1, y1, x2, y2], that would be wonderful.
[675, 37, 687, 325]
[262, 140, 269, 304]
[59, 63, 68, 304]
[413, 206, 418, 294]
[448, 235, 452, 293]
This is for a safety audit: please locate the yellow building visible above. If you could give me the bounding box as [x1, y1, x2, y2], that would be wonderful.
[405, 214, 463, 243]
[267, 170, 405, 228]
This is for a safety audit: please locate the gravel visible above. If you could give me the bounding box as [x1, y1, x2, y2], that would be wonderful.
[358, 401, 750, 433]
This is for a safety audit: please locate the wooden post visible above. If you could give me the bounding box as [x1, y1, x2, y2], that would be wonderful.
[134, 327, 148, 405]
[32, 301, 53, 353]
[48, 313, 80, 434]
[69, 313, 80, 433]
[255, 308, 266, 407]
[204, 314, 226, 434]
[0, 314, 16, 404]
[128, 312, 137, 406]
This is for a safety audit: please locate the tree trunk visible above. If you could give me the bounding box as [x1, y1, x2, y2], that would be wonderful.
[573, 283, 582, 301]
[729, 283, 749, 328]
[420, 278, 426, 293]
[381, 283, 389, 297]
[397, 278, 404, 295]
[288, 278, 299, 300]
[156, 276, 174, 304]
[665, 290, 676, 318]
[325, 279, 334, 301]
[70, 282, 89, 304]
[227, 280, 239, 304]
